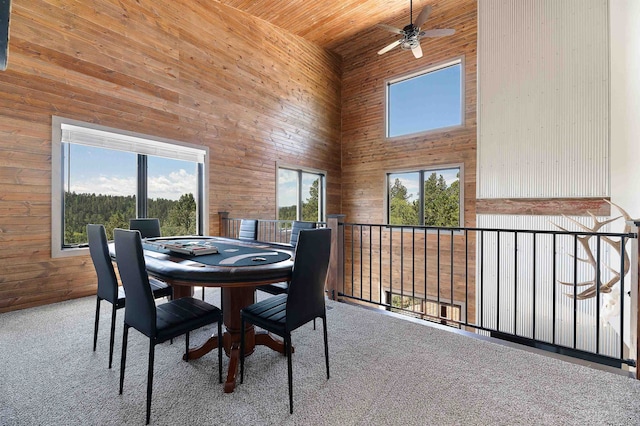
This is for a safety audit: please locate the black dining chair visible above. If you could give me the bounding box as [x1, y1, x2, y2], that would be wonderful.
[257, 220, 316, 296]
[129, 218, 162, 239]
[88, 224, 173, 369]
[238, 219, 259, 241]
[114, 228, 223, 425]
[240, 228, 331, 414]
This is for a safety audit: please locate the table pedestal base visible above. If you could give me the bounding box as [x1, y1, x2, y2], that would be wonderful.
[184, 330, 289, 393]
[181, 286, 291, 393]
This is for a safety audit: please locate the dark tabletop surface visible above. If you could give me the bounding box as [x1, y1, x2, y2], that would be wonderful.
[110, 236, 294, 285]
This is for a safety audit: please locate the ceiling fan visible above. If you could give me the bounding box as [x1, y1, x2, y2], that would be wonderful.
[377, 1, 455, 59]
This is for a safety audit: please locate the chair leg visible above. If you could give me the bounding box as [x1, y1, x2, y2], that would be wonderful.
[185, 331, 190, 362]
[108, 304, 117, 369]
[93, 297, 101, 352]
[322, 315, 330, 380]
[285, 334, 293, 414]
[217, 320, 223, 383]
[146, 341, 155, 425]
[240, 316, 246, 383]
[119, 324, 129, 395]
[169, 295, 174, 346]
[202, 286, 205, 301]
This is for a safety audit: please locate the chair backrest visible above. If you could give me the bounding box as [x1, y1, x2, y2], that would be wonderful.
[286, 228, 331, 331]
[87, 224, 119, 303]
[129, 218, 161, 238]
[114, 228, 157, 337]
[289, 220, 316, 247]
[238, 219, 259, 241]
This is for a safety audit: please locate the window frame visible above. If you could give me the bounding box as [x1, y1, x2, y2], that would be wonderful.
[386, 290, 463, 328]
[276, 163, 326, 222]
[51, 116, 209, 258]
[385, 163, 464, 228]
[384, 57, 465, 139]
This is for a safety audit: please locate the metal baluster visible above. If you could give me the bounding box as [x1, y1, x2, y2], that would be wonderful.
[450, 229, 454, 324]
[595, 235, 601, 355]
[497, 230, 501, 332]
[532, 233, 537, 340]
[573, 234, 578, 350]
[514, 231, 518, 336]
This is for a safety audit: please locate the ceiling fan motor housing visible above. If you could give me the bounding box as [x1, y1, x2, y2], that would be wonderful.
[377, 3, 454, 58]
[401, 24, 420, 50]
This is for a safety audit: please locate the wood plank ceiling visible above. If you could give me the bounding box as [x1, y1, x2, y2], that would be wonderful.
[216, 0, 460, 55]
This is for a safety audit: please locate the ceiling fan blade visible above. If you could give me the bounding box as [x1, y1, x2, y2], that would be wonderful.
[378, 39, 402, 55]
[414, 5, 432, 28]
[420, 28, 456, 38]
[377, 23, 403, 35]
[411, 43, 423, 59]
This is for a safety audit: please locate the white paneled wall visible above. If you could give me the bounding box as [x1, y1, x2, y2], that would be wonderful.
[477, 0, 609, 199]
[477, 214, 628, 358]
[610, 0, 640, 217]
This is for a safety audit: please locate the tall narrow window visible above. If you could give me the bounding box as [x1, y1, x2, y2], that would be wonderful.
[388, 171, 420, 226]
[277, 166, 325, 222]
[62, 144, 137, 245]
[147, 157, 198, 236]
[386, 58, 463, 138]
[387, 166, 462, 227]
[277, 168, 298, 221]
[52, 117, 208, 257]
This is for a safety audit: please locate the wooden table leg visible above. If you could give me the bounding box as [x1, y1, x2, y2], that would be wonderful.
[183, 285, 292, 393]
[224, 342, 241, 393]
[184, 333, 222, 360]
[255, 331, 289, 353]
[223, 332, 291, 393]
[169, 282, 193, 299]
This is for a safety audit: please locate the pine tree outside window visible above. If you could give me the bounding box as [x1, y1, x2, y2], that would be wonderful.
[387, 165, 463, 227]
[277, 166, 325, 223]
[51, 117, 208, 257]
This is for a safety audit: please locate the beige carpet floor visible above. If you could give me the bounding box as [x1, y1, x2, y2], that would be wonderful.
[1, 290, 640, 425]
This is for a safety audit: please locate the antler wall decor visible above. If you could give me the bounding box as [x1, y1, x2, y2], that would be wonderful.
[551, 200, 632, 300]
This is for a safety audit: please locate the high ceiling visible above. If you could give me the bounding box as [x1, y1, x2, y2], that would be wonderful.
[217, 0, 455, 55]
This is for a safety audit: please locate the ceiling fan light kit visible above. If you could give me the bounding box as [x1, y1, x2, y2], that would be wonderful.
[377, 0, 455, 59]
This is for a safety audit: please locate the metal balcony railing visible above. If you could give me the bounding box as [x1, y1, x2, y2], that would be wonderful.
[339, 222, 637, 370]
[220, 217, 326, 245]
[218, 214, 639, 372]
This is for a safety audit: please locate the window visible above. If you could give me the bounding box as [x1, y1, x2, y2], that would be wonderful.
[277, 166, 326, 222]
[52, 117, 208, 257]
[387, 165, 462, 227]
[387, 291, 462, 328]
[386, 58, 463, 138]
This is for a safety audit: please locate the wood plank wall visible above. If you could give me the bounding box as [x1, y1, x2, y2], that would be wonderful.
[338, 0, 477, 225]
[337, 0, 477, 318]
[0, 0, 342, 312]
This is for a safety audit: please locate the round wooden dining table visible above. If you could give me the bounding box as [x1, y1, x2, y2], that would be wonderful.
[110, 236, 294, 393]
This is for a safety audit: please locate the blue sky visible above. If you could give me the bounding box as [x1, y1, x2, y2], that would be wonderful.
[66, 145, 197, 200]
[388, 63, 461, 137]
[278, 168, 298, 207]
[278, 169, 318, 207]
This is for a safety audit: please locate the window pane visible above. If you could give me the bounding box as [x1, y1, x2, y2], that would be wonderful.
[388, 62, 462, 137]
[388, 172, 420, 225]
[424, 168, 460, 227]
[147, 156, 198, 236]
[301, 172, 320, 222]
[278, 168, 297, 220]
[63, 144, 136, 244]
[54, 117, 208, 257]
